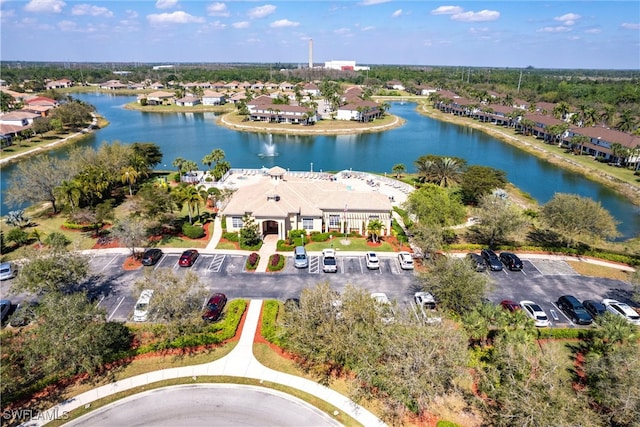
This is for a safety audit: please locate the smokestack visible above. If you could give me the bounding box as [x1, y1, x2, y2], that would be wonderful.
[308, 38, 313, 69]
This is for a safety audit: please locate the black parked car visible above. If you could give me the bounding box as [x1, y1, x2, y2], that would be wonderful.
[481, 249, 503, 271]
[466, 253, 487, 272]
[582, 300, 606, 319]
[499, 252, 523, 271]
[557, 295, 593, 325]
[141, 248, 163, 266]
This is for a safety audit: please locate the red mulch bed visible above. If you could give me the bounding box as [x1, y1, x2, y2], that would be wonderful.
[123, 256, 143, 271]
[91, 238, 121, 250]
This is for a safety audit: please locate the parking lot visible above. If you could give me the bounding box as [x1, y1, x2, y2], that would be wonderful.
[2, 252, 633, 327]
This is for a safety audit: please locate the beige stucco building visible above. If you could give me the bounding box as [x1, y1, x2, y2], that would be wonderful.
[221, 166, 392, 240]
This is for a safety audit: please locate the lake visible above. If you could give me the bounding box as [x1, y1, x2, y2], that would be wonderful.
[1, 93, 638, 240]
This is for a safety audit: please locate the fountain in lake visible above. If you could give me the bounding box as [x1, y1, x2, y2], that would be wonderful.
[258, 138, 279, 158]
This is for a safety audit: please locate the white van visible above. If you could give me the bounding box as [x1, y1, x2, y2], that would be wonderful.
[133, 289, 154, 322]
[294, 246, 308, 268]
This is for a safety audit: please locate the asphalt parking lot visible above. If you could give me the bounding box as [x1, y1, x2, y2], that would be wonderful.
[2, 253, 634, 327]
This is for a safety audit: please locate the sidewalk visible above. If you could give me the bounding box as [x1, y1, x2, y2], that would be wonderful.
[24, 300, 385, 427]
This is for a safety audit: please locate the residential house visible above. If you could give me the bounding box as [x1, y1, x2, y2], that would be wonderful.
[248, 103, 317, 125]
[567, 126, 640, 162]
[99, 80, 128, 90]
[0, 111, 40, 126]
[45, 79, 73, 89]
[302, 82, 320, 97]
[336, 100, 381, 121]
[175, 95, 201, 107]
[202, 90, 227, 106]
[386, 80, 405, 91]
[143, 91, 175, 106]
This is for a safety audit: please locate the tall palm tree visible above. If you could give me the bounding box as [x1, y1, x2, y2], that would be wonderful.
[179, 185, 204, 224]
[553, 102, 570, 120]
[120, 166, 139, 196]
[172, 157, 185, 174]
[570, 135, 590, 155]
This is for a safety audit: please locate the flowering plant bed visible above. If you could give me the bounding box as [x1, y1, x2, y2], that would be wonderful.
[245, 252, 260, 271]
[267, 253, 285, 272]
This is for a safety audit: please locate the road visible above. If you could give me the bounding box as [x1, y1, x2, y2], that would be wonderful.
[63, 384, 341, 427]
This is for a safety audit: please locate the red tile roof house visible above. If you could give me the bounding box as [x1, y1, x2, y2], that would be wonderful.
[336, 100, 381, 122]
[248, 103, 317, 125]
[202, 90, 227, 106]
[99, 80, 128, 90]
[24, 96, 58, 108]
[519, 113, 565, 140]
[0, 111, 39, 146]
[567, 126, 640, 163]
[473, 104, 517, 126]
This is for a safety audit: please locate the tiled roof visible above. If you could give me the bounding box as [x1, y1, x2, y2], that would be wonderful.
[570, 126, 640, 148]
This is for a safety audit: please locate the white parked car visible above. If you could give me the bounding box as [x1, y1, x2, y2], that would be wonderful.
[602, 299, 640, 326]
[365, 252, 380, 270]
[414, 292, 441, 324]
[133, 289, 154, 322]
[520, 300, 550, 327]
[322, 248, 337, 273]
[398, 251, 414, 270]
[371, 292, 394, 324]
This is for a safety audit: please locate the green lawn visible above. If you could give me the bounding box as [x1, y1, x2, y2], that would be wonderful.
[304, 237, 395, 252]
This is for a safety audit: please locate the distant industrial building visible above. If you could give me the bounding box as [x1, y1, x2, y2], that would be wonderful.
[324, 60, 370, 71]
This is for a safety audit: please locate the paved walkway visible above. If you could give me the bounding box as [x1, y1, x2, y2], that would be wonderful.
[24, 299, 385, 427]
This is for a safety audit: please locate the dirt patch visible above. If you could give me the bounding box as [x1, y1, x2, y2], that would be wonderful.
[123, 256, 142, 271]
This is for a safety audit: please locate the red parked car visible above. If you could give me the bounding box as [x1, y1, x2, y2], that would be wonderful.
[178, 249, 199, 267]
[500, 300, 521, 312]
[202, 293, 227, 321]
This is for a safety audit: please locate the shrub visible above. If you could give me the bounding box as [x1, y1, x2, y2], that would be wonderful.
[536, 328, 596, 340]
[182, 222, 205, 239]
[246, 252, 260, 270]
[267, 253, 285, 271]
[44, 232, 70, 249]
[6, 228, 30, 245]
[310, 232, 330, 242]
[62, 221, 98, 231]
[277, 239, 295, 251]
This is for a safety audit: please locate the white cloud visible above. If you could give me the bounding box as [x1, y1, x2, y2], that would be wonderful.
[270, 19, 299, 28]
[57, 19, 77, 31]
[360, 0, 391, 5]
[72, 4, 113, 17]
[538, 26, 571, 33]
[554, 13, 580, 26]
[423, 39, 433, 47]
[232, 21, 249, 29]
[622, 22, 640, 30]
[391, 9, 402, 18]
[207, 2, 229, 17]
[584, 28, 601, 34]
[24, 0, 65, 13]
[156, 0, 178, 10]
[147, 11, 205, 25]
[361, 25, 375, 31]
[247, 4, 276, 19]
[452, 10, 500, 22]
[431, 6, 463, 15]
[125, 9, 138, 19]
[334, 27, 350, 35]
[469, 27, 489, 34]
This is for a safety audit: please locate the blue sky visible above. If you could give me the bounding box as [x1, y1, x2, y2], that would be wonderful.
[1, 0, 639, 69]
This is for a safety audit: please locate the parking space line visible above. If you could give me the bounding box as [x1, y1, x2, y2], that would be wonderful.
[153, 255, 167, 270]
[108, 296, 125, 321]
[95, 295, 105, 308]
[100, 255, 120, 272]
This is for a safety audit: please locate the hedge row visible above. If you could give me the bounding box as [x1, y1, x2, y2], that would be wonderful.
[62, 221, 101, 231]
[260, 300, 281, 345]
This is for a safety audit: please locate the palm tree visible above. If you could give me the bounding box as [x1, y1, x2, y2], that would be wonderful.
[366, 219, 385, 243]
[599, 104, 616, 126]
[431, 157, 464, 187]
[552, 102, 570, 120]
[179, 185, 204, 224]
[120, 166, 139, 196]
[55, 179, 82, 212]
[392, 163, 406, 179]
[571, 135, 590, 155]
[615, 109, 638, 132]
[202, 149, 225, 171]
[172, 157, 185, 174]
